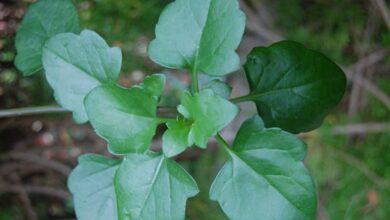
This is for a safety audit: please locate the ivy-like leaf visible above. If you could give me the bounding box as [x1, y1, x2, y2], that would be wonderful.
[15, 0, 80, 76]
[68, 154, 120, 220]
[42, 30, 122, 123]
[114, 152, 199, 220]
[210, 116, 317, 220]
[84, 74, 165, 154]
[163, 89, 238, 157]
[244, 41, 347, 133]
[148, 0, 246, 76]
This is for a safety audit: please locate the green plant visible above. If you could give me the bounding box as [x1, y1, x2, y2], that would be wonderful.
[14, 0, 347, 219]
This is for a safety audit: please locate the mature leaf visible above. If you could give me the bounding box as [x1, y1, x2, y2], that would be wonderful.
[162, 89, 238, 157]
[148, 0, 246, 76]
[244, 41, 347, 133]
[202, 79, 232, 99]
[84, 75, 165, 154]
[210, 116, 317, 220]
[68, 154, 120, 220]
[42, 30, 122, 123]
[115, 152, 199, 220]
[15, 0, 80, 76]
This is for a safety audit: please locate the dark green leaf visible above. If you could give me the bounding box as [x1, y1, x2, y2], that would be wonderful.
[15, 0, 80, 76]
[115, 152, 199, 220]
[162, 89, 238, 157]
[68, 154, 120, 220]
[210, 116, 317, 220]
[42, 30, 122, 123]
[84, 75, 165, 154]
[244, 41, 347, 133]
[148, 0, 246, 76]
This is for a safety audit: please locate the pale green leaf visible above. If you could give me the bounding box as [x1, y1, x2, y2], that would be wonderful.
[15, 0, 80, 76]
[42, 30, 122, 123]
[115, 152, 199, 220]
[68, 154, 120, 220]
[210, 116, 317, 220]
[148, 0, 246, 76]
[202, 79, 232, 99]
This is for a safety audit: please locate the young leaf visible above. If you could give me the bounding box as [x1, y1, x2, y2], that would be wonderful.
[163, 89, 238, 157]
[15, 0, 80, 76]
[115, 152, 199, 220]
[243, 41, 347, 133]
[210, 116, 317, 220]
[68, 154, 120, 220]
[148, 0, 246, 76]
[42, 30, 122, 123]
[202, 79, 232, 99]
[84, 75, 165, 154]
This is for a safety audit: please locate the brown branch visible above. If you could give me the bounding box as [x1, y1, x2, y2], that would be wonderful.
[0, 184, 70, 200]
[371, 0, 390, 30]
[332, 122, 390, 135]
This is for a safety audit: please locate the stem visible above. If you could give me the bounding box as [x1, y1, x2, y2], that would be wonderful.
[157, 117, 177, 124]
[0, 106, 67, 118]
[215, 133, 231, 151]
[230, 94, 254, 103]
[191, 67, 200, 94]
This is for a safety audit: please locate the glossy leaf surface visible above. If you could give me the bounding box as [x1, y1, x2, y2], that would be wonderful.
[148, 0, 246, 76]
[42, 30, 122, 123]
[84, 75, 165, 154]
[210, 116, 317, 220]
[15, 0, 80, 76]
[244, 41, 347, 133]
[115, 152, 199, 220]
[68, 154, 120, 220]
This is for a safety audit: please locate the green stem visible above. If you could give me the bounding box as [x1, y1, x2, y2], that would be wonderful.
[157, 117, 177, 124]
[230, 94, 254, 103]
[191, 67, 200, 94]
[215, 133, 231, 151]
[0, 105, 67, 118]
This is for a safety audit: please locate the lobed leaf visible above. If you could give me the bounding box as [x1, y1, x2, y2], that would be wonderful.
[210, 116, 317, 220]
[84, 74, 165, 154]
[42, 30, 122, 123]
[162, 89, 238, 157]
[68, 154, 120, 220]
[115, 152, 199, 220]
[15, 0, 80, 76]
[148, 0, 246, 76]
[244, 41, 347, 133]
[202, 79, 232, 99]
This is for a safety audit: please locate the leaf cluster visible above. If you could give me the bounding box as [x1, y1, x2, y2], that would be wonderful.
[15, 0, 347, 219]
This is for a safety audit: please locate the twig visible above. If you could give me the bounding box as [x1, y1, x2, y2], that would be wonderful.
[0, 184, 70, 200]
[0, 105, 178, 119]
[371, 0, 390, 30]
[0, 152, 72, 176]
[332, 122, 390, 135]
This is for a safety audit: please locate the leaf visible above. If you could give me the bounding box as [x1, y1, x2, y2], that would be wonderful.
[244, 41, 347, 133]
[148, 0, 246, 76]
[162, 118, 192, 157]
[202, 79, 232, 99]
[162, 89, 238, 157]
[15, 0, 80, 76]
[42, 30, 122, 123]
[68, 154, 120, 220]
[114, 152, 199, 220]
[210, 116, 317, 220]
[84, 74, 165, 154]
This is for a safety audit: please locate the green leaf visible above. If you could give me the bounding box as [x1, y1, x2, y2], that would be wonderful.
[115, 152, 199, 220]
[210, 116, 317, 220]
[244, 41, 347, 133]
[42, 30, 122, 123]
[84, 74, 165, 154]
[148, 0, 246, 76]
[68, 154, 120, 220]
[163, 89, 238, 157]
[202, 79, 232, 99]
[15, 0, 80, 76]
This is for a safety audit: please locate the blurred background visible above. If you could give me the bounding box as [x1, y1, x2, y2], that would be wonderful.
[1, 0, 390, 219]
